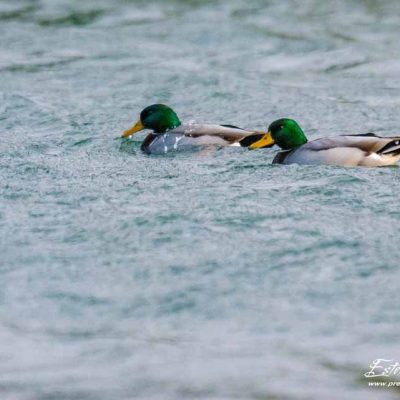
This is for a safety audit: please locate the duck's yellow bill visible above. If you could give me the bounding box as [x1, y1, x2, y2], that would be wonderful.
[122, 120, 144, 138]
[249, 131, 275, 149]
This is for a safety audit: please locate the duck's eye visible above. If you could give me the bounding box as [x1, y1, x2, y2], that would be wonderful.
[142, 110, 153, 119]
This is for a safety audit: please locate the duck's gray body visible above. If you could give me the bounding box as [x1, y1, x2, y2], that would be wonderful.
[273, 134, 400, 167]
[141, 123, 262, 154]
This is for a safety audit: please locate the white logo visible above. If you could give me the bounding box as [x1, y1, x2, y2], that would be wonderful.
[364, 359, 400, 378]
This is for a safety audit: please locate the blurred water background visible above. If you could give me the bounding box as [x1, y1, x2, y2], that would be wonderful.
[1, 0, 400, 399]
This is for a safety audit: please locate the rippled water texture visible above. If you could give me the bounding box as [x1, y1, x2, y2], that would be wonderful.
[1, 0, 400, 399]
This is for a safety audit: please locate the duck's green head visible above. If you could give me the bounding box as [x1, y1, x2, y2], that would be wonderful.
[122, 104, 181, 137]
[250, 118, 308, 150]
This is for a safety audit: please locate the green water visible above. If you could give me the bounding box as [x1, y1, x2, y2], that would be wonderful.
[1, 0, 400, 399]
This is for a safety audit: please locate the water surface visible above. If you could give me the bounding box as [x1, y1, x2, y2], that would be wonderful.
[1, 0, 400, 399]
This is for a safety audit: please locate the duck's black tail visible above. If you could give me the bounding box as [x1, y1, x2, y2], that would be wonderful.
[377, 138, 400, 156]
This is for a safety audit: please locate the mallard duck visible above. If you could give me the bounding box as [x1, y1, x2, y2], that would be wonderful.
[121, 104, 266, 154]
[250, 118, 400, 167]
